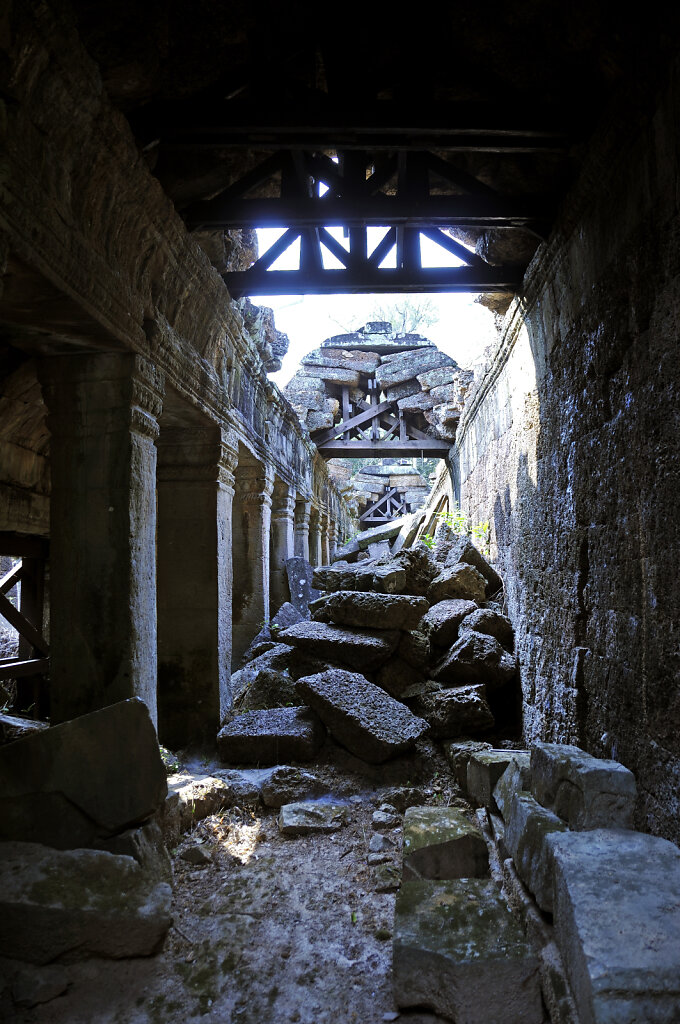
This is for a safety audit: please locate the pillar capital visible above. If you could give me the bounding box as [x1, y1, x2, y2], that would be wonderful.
[234, 462, 275, 505]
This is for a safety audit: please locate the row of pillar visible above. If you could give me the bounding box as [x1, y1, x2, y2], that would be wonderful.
[38, 351, 338, 748]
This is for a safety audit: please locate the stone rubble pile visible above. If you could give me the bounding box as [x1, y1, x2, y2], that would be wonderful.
[219, 525, 519, 766]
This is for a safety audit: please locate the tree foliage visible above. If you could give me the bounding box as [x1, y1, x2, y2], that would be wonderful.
[332, 298, 439, 336]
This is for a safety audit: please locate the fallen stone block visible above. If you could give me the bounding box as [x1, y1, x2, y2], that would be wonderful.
[531, 742, 637, 830]
[505, 792, 568, 912]
[393, 878, 542, 1023]
[278, 801, 348, 835]
[407, 684, 495, 739]
[385, 544, 439, 596]
[170, 776, 232, 832]
[285, 557, 321, 617]
[493, 752, 532, 821]
[427, 563, 487, 604]
[402, 806, 489, 881]
[295, 669, 429, 763]
[96, 819, 174, 886]
[356, 517, 408, 549]
[216, 707, 325, 764]
[444, 538, 504, 596]
[0, 698, 167, 849]
[376, 348, 454, 388]
[231, 663, 298, 711]
[240, 601, 305, 663]
[10, 965, 70, 1008]
[375, 657, 425, 698]
[323, 591, 429, 631]
[212, 768, 264, 805]
[550, 829, 680, 1024]
[368, 539, 391, 560]
[420, 597, 478, 647]
[396, 629, 430, 669]
[0, 842, 172, 964]
[467, 749, 517, 807]
[371, 563, 407, 593]
[0, 713, 49, 746]
[277, 621, 399, 671]
[432, 630, 516, 689]
[459, 607, 514, 651]
[441, 738, 493, 789]
[260, 766, 326, 808]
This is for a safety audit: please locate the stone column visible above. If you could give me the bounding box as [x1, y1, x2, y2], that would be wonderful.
[270, 480, 296, 613]
[328, 519, 339, 561]
[232, 462, 274, 668]
[39, 353, 164, 726]
[308, 507, 322, 567]
[156, 426, 237, 747]
[321, 512, 331, 567]
[294, 498, 311, 560]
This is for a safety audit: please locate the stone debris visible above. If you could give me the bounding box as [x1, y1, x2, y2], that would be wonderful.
[11, 965, 70, 1008]
[531, 741, 637, 830]
[407, 684, 495, 739]
[216, 706, 325, 764]
[375, 657, 425, 698]
[0, 698, 167, 850]
[231, 663, 299, 712]
[432, 630, 516, 689]
[180, 843, 212, 865]
[441, 739, 494, 789]
[277, 621, 400, 671]
[96, 819, 174, 885]
[0, 712, 49, 746]
[427, 562, 488, 605]
[443, 537, 504, 596]
[372, 809, 402, 831]
[0, 842, 172, 964]
[459, 607, 514, 651]
[402, 806, 489, 881]
[240, 601, 305, 663]
[369, 833, 396, 853]
[467, 749, 518, 806]
[278, 801, 348, 836]
[322, 591, 430, 631]
[419, 597, 478, 647]
[259, 766, 326, 808]
[396, 628, 430, 669]
[373, 861, 401, 892]
[296, 669, 429, 763]
[393, 878, 542, 1023]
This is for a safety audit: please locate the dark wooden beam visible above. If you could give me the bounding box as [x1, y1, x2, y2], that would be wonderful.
[0, 593, 50, 656]
[0, 657, 50, 680]
[318, 440, 451, 456]
[312, 400, 394, 444]
[0, 533, 48, 557]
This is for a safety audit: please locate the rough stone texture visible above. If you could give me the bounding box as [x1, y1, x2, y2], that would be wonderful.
[407, 685, 495, 739]
[232, 665, 299, 712]
[467, 749, 516, 807]
[505, 792, 568, 912]
[96, 819, 174, 886]
[170, 776, 232, 833]
[285, 557, 321, 618]
[420, 598, 478, 647]
[531, 742, 637, 830]
[367, 539, 391, 560]
[278, 802, 348, 836]
[301, 349, 380, 374]
[259, 766, 326, 808]
[427, 563, 487, 604]
[402, 806, 489, 881]
[355, 518, 406, 549]
[550, 829, 680, 1024]
[0, 842, 172, 964]
[460, 608, 514, 651]
[322, 592, 429, 631]
[376, 349, 455, 389]
[371, 564, 407, 594]
[295, 669, 429, 763]
[0, 698, 167, 849]
[441, 739, 493, 789]
[10, 965, 70, 1008]
[493, 752, 532, 821]
[384, 544, 440, 597]
[444, 538, 504, 596]
[397, 629, 431, 670]
[216, 707, 325, 764]
[433, 630, 516, 689]
[241, 602, 305, 663]
[277, 621, 399, 671]
[393, 878, 542, 1023]
[375, 657, 425, 698]
[453, 59, 680, 845]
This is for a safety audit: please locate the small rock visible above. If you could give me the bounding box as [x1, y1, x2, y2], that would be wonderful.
[180, 844, 212, 865]
[260, 766, 326, 808]
[278, 801, 348, 836]
[379, 803, 399, 814]
[368, 852, 393, 866]
[373, 861, 401, 892]
[372, 810, 401, 830]
[369, 833, 396, 853]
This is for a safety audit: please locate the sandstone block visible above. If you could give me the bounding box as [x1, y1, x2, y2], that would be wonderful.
[295, 669, 429, 763]
[216, 707, 325, 764]
[460, 607, 514, 651]
[492, 752, 532, 820]
[313, 563, 374, 593]
[402, 806, 489, 881]
[367, 539, 391, 560]
[260, 766, 326, 808]
[467, 749, 517, 806]
[407, 684, 495, 739]
[432, 630, 516, 689]
[441, 738, 493, 788]
[393, 878, 542, 1023]
[531, 742, 637, 830]
[171, 776, 232, 832]
[278, 801, 348, 836]
[386, 544, 439, 596]
[371, 564, 407, 593]
[307, 365, 360, 386]
[277, 621, 399, 671]
[375, 657, 425, 698]
[301, 348, 380, 373]
[505, 792, 568, 911]
[417, 366, 458, 390]
[0, 698, 167, 849]
[0, 713, 49, 746]
[284, 373, 326, 410]
[385, 379, 422, 402]
[420, 598, 478, 646]
[427, 562, 487, 604]
[306, 409, 334, 430]
[444, 538, 503, 595]
[550, 829, 680, 1024]
[396, 629, 431, 669]
[376, 349, 454, 388]
[232, 664, 298, 711]
[96, 819, 174, 886]
[0, 842, 172, 964]
[285, 557, 321, 616]
[323, 591, 429, 631]
[396, 392, 434, 413]
[356, 517, 408, 549]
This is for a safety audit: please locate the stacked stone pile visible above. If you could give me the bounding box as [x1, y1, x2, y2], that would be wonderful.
[283, 325, 474, 442]
[218, 525, 520, 764]
[328, 461, 432, 524]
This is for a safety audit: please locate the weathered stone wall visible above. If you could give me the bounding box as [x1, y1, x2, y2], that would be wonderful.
[455, 56, 680, 842]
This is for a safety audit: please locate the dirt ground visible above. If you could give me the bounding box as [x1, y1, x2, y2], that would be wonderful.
[1, 738, 468, 1024]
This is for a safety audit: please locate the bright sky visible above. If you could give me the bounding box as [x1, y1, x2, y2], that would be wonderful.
[252, 227, 500, 389]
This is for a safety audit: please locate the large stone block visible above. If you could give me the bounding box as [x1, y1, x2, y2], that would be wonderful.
[393, 878, 542, 1023]
[427, 563, 487, 604]
[441, 738, 493, 789]
[386, 544, 440, 596]
[285, 557, 321, 617]
[0, 698, 167, 849]
[376, 348, 455, 388]
[323, 591, 429, 631]
[407, 684, 495, 739]
[402, 806, 489, 881]
[531, 742, 637, 830]
[420, 598, 478, 647]
[550, 829, 680, 1024]
[301, 348, 380, 373]
[433, 630, 516, 689]
[277, 621, 399, 671]
[444, 538, 504, 595]
[493, 752, 532, 820]
[216, 706, 325, 764]
[0, 842, 172, 964]
[295, 669, 429, 763]
[505, 792, 568, 912]
[459, 607, 514, 651]
[467, 749, 517, 806]
[356, 516, 408, 549]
